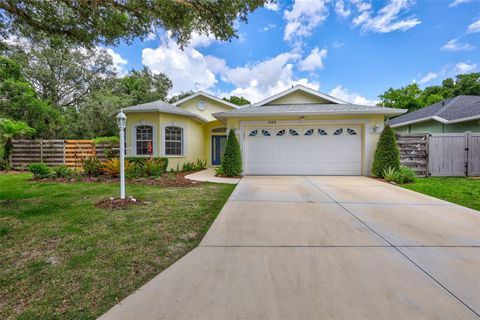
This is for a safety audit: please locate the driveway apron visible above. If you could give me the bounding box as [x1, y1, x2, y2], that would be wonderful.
[100, 176, 480, 319]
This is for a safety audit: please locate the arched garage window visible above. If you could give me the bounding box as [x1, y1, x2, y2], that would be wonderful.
[164, 126, 183, 156]
[136, 125, 153, 155]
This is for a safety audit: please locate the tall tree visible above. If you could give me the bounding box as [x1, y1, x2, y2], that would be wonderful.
[0, 57, 61, 138]
[0, 118, 35, 168]
[0, 0, 272, 47]
[378, 83, 423, 112]
[117, 67, 172, 105]
[7, 40, 114, 109]
[223, 95, 250, 106]
[378, 72, 480, 112]
[168, 91, 195, 104]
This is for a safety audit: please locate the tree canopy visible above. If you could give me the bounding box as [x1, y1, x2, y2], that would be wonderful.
[0, 0, 272, 47]
[223, 95, 251, 106]
[379, 73, 480, 112]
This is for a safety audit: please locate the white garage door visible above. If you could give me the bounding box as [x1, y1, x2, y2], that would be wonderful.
[244, 125, 362, 175]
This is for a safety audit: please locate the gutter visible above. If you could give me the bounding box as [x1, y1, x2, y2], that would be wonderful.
[213, 109, 407, 121]
[390, 114, 480, 128]
[124, 108, 209, 123]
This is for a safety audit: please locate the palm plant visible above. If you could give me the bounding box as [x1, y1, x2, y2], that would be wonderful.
[0, 118, 35, 169]
[100, 158, 134, 177]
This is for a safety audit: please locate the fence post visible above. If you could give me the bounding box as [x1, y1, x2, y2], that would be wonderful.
[426, 133, 430, 176]
[465, 132, 470, 176]
[40, 139, 44, 163]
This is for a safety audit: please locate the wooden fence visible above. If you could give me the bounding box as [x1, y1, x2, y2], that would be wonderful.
[397, 132, 480, 177]
[11, 139, 118, 169]
[396, 134, 429, 177]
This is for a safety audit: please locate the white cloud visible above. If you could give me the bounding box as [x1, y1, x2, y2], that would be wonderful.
[441, 38, 475, 51]
[449, 0, 473, 7]
[453, 62, 478, 74]
[188, 32, 217, 47]
[335, 0, 351, 17]
[353, 0, 421, 33]
[142, 40, 216, 94]
[467, 19, 480, 33]
[264, 2, 280, 11]
[415, 72, 438, 84]
[213, 52, 320, 103]
[262, 23, 277, 31]
[333, 40, 345, 48]
[298, 47, 328, 71]
[329, 85, 378, 105]
[283, 0, 330, 42]
[104, 48, 128, 76]
[353, 0, 372, 12]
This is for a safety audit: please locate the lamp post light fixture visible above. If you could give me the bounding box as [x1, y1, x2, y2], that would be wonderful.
[116, 110, 127, 199]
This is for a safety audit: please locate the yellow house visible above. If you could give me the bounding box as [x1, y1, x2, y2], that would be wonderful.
[123, 85, 406, 176]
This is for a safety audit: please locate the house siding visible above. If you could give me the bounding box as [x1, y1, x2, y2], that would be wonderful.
[394, 119, 480, 133]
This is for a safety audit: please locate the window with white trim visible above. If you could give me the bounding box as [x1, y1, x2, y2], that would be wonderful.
[164, 126, 183, 156]
[347, 128, 357, 135]
[262, 129, 271, 136]
[276, 129, 286, 136]
[318, 129, 328, 136]
[248, 129, 258, 137]
[304, 129, 314, 136]
[136, 125, 153, 155]
[289, 129, 299, 136]
[333, 128, 343, 136]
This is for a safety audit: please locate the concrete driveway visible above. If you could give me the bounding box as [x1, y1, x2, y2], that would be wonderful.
[100, 176, 480, 319]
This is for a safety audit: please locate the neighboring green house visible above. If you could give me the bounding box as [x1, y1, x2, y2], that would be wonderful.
[389, 95, 480, 133]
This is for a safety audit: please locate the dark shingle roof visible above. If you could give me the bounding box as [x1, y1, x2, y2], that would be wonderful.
[388, 95, 480, 126]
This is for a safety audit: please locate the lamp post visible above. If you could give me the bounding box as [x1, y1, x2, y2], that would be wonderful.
[116, 110, 127, 199]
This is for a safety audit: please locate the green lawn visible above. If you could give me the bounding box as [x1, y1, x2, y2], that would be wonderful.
[401, 177, 480, 211]
[0, 173, 235, 320]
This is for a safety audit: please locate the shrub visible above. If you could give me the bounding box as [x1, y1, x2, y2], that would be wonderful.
[100, 158, 134, 178]
[81, 157, 103, 176]
[125, 157, 168, 176]
[145, 158, 166, 177]
[51, 165, 73, 178]
[93, 136, 119, 145]
[28, 163, 51, 179]
[219, 130, 242, 177]
[372, 125, 400, 177]
[393, 165, 416, 184]
[181, 159, 207, 172]
[382, 166, 396, 182]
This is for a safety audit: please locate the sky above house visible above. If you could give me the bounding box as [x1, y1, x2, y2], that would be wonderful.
[107, 0, 480, 105]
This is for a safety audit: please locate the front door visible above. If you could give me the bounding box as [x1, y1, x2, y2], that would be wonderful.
[212, 135, 227, 165]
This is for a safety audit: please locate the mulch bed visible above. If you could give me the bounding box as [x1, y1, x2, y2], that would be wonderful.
[95, 197, 145, 210]
[28, 171, 202, 187]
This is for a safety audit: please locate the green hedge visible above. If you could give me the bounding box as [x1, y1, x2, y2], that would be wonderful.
[219, 130, 242, 176]
[372, 125, 400, 177]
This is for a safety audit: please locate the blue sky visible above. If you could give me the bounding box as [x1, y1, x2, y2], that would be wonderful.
[108, 0, 480, 105]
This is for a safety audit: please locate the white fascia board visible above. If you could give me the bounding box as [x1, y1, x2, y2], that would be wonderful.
[214, 109, 406, 120]
[124, 108, 208, 123]
[390, 116, 448, 128]
[172, 91, 239, 109]
[444, 114, 480, 124]
[253, 84, 349, 106]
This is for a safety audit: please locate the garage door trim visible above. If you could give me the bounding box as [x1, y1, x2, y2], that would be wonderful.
[239, 119, 368, 176]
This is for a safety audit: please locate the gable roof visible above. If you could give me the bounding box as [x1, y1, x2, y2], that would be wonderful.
[388, 95, 480, 127]
[172, 91, 239, 109]
[254, 84, 350, 106]
[122, 100, 209, 122]
[213, 103, 406, 121]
